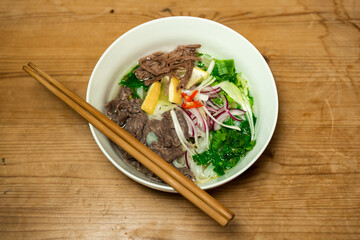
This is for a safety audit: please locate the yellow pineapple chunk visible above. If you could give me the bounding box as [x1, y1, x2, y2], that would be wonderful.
[141, 81, 161, 115]
[168, 77, 182, 104]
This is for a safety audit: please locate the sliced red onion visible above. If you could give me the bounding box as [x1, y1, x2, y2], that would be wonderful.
[170, 110, 195, 155]
[184, 108, 208, 148]
[201, 86, 221, 100]
[221, 94, 229, 109]
[203, 112, 210, 149]
[184, 109, 197, 123]
[221, 94, 245, 121]
[180, 109, 200, 148]
[213, 111, 231, 131]
[228, 109, 245, 121]
[213, 109, 225, 117]
[202, 106, 240, 131]
[208, 99, 221, 109]
[208, 118, 214, 129]
[208, 94, 220, 99]
[212, 110, 245, 130]
[200, 86, 221, 94]
[196, 108, 205, 132]
[188, 108, 204, 132]
[203, 101, 216, 113]
[206, 106, 218, 113]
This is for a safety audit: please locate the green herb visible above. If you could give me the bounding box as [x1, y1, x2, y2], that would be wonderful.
[120, 65, 149, 98]
[197, 61, 204, 68]
[192, 119, 256, 176]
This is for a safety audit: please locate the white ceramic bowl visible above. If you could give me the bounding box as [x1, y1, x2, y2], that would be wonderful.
[86, 16, 278, 192]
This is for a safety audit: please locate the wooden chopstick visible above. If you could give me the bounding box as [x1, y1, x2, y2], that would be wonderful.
[23, 62, 235, 226]
[27, 62, 234, 222]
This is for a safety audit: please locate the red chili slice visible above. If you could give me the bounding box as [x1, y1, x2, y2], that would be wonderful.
[181, 90, 203, 109]
[181, 92, 191, 102]
[182, 100, 203, 109]
[189, 90, 199, 101]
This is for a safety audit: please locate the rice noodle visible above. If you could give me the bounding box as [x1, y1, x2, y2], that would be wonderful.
[170, 110, 195, 155]
[202, 106, 240, 131]
[181, 109, 200, 148]
[187, 154, 217, 182]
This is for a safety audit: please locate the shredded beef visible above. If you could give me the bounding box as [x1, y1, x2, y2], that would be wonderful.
[105, 86, 193, 182]
[134, 44, 201, 91]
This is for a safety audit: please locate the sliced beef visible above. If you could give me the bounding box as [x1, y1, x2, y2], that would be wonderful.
[124, 111, 147, 140]
[106, 86, 193, 181]
[145, 111, 180, 148]
[141, 109, 189, 162]
[105, 96, 127, 126]
[176, 109, 189, 140]
[105, 87, 146, 138]
[105, 87, 137, 126]
[148, 142, 184, 163]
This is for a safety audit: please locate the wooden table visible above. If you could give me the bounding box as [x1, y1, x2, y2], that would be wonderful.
[1, 0, 359, 239]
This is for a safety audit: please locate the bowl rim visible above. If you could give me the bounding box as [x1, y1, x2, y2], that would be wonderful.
[86, 16, 279, 192]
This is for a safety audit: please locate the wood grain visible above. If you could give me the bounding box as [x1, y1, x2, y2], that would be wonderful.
[0, 0, 359, 239]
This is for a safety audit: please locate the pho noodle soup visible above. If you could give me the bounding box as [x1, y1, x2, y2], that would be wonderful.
[105, 45, 256, 183]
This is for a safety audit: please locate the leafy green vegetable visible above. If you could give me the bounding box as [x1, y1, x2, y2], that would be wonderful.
[213, 59, 235, 76]
[192, 119, 256, 176]
[120, 65, 149, 98]
[211, 59, 237, 84]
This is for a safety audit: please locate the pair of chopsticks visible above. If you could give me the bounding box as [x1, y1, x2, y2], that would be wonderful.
[23, 62, 235, 226]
